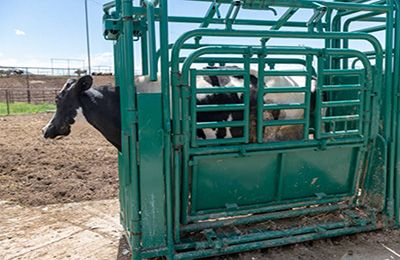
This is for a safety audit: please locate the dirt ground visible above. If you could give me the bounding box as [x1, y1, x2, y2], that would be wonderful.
[0, 113, 118, 206]
[1, 113, 400, 259]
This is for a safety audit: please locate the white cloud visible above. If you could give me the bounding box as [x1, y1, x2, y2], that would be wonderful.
[90, 52, 114, 68]
[0, 52, 3, 57]
[15, 29, 26, 36]
[0, 57, 50, 68]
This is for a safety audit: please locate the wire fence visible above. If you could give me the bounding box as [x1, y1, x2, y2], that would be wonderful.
[1, 88, 57, 104]
[0, 88, 57, 115]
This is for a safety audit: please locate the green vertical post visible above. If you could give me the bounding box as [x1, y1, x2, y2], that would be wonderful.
[141, 32, 149, 75]
[120, 0, 141, 259]
[158, 0, 174, 256]
[392, 0, 400, 226]
[257, 54, 266, 143]
[143, 0, 157, 81]
[385, 0, 395, 220]
[304, 55, 313, 139]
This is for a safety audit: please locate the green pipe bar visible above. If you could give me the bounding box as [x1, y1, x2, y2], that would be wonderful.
[191, 0, 390, 11]
[158, 0, 174, 257]
[121, 1, 141, 259]
[176, 220, 357, 250]
[167, 16, 312, 27]
[188, 195, 352, 222]
[144, 0, 157, 81]
[189, 140, 365, 157]
[175, 224, 378, 259]
[181, 203, 349, 232]
[394, 0, 400, 226]
[262, 7, 299, 43]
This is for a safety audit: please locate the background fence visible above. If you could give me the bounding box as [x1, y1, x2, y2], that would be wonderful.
[0, 66, 115, 115]
[0, 65, 113, 77]
[1, 88, 58, 104]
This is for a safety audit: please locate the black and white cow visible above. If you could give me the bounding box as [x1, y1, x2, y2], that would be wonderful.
[194, 66, 260, 140]
[42, 73, 244, 151]
[42, 70, 317, 150]
[42, 76, 122, 150]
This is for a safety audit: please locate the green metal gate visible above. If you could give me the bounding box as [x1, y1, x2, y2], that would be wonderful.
[103, 0, 399, 259]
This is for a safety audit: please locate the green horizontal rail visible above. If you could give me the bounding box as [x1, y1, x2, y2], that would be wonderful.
[181, 203, 348, 232]
[189, 196, 352, 222]
[177, 219, 354, 250]
[195, 69, 245, 76]
[265, 87, 306, 93]
[321, 100, 361, 107]
[189, 141, 364, 158]
[264, 119, 306, 126]
[264, 103, 306, 110]
[175, 224, 378, 259]
[321, 130, 361, 137]
[322, 115, 360, 122]
[191, 0, 389, 12]
[322, 69, 364, 76]
[196, 87, 246, 93]
[167, 16, 310, 28]
[196, 103, 245, 112]
[196, 137, 247, 146]
[322, 84, 363, 91]
[197, 120, 245, 129]
[264, 70, 309, 77]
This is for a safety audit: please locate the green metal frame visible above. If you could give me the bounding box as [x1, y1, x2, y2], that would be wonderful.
[103, 0, 400, 259]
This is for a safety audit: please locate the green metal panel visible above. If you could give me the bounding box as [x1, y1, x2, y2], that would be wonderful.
[281, 147, 359, 200]
[137, 92, 166, 249]
[191, 154, 279, 212]
[190, 146, 360, 214]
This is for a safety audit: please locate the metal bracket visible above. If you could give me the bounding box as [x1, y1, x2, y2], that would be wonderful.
[307, 4, 327, 32]
[173, 134, 186, 148]
[103, 15, 122, 40]
[225, 0, 242, 29]
[343, 210, 370, 226]
[203, 229, 223, 249]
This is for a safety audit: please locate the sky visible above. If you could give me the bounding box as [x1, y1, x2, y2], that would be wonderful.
[0, 0, 383, 70]
[0, 0, 220, 69]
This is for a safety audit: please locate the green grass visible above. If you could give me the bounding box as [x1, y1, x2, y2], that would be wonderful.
[0, 102, 56, 116]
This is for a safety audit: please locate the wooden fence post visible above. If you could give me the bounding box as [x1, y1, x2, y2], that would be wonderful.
[26, 69, 31, 103]
[5, 90, 10, 115]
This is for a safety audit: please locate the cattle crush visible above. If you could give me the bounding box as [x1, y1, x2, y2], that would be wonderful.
[103, 0, 400, 259]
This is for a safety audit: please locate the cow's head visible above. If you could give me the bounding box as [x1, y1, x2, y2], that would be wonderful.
[42, 75, 93, 139]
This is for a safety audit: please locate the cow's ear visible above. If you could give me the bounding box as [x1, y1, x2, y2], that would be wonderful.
[74, 75, 93, 93]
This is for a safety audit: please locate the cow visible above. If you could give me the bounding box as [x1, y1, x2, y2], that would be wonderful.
[41, 72, 254, 151]
[42, 71, 317, 150]
[261, 75, 319, 141]
[42, 76, 122, 150]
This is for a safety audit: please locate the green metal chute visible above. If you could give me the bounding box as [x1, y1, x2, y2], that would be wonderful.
[103, 0, 400, 259]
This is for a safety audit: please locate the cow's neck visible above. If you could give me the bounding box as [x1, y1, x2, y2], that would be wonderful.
[78, 87, 121, 151]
